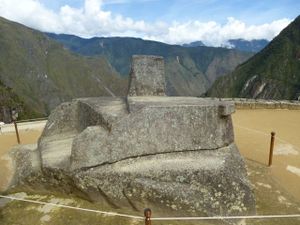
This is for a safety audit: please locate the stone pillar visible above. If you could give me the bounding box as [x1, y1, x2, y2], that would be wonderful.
[128, 55, 166, 96]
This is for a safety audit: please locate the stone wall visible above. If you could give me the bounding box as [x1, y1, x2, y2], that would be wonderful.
[208, 98, 300, 110]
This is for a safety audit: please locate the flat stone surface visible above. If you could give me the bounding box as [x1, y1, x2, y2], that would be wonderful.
[71, 97, 234, 170]
[77, 97, 128, 132]
[40, 134, 76, 171]
[127, 96, 233, 112]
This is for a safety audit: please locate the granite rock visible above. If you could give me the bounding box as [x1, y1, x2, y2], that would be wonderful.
[128, 55, 165, 96]
[71, 96, 235, 170]
[73, 143, 255, 216]
[0, 144, 40, 192]
[2, 55, 255, 219]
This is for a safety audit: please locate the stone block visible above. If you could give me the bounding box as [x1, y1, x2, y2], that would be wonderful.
[73, 143, 255, 216]
[219, 103, 235, 117]
[128, 55, 165, 96]
[70, 97, 234, 171]
[3, 55, 255, 218]
[0, 144, 39, 192]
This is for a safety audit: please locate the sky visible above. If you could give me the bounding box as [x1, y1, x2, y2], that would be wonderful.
[0, 0, 299, 46]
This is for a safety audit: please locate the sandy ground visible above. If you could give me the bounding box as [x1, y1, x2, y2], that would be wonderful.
[232, 109, 300, 200]
[0, 121, 45, 191]
[0, 120, 46, 156]
[0, 130, 42, 156]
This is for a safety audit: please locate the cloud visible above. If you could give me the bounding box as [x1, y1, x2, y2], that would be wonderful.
[149, 17, 291, 46]
[102, 0, 158, 5]
[0, 0, 292, 46]
[0, 0, 60, 31]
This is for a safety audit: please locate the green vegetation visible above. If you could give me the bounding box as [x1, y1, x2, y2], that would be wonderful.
[208, 16, 300, 100]
[46, 34, 253, 96]
[0, 80, 42, 121]
[0, 17, 127, 119]
[0, 16, 254, 120]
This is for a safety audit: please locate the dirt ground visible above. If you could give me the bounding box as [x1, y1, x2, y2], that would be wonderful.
[0, 131, 42, 156]
[0, 129, 43, 191]
[232, 109, 300, 201]
[0, 110, 300, 224]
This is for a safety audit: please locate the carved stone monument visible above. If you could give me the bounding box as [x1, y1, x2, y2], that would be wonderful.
[1, 55, 255, 218]
[128, 55, 165, 96]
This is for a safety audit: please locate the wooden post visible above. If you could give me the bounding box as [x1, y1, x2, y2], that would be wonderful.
[144, 208, 151, 225]
[268, 132, 275, 166]
[13, 120, 21, 144]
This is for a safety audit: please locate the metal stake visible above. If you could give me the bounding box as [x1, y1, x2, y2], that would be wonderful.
[13, 120, 21, 144]
[144, 208, 152, 225]
[11, 108, 20, 144]
[268, 132, 275, 167]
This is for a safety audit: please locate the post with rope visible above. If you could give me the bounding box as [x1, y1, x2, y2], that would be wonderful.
[268, 131, 275, 166]
[11, 108, 20, 144]
[144, 208, 152, 225]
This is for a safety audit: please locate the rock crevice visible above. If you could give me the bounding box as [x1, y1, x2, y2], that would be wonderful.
[74, 145, 230, 172]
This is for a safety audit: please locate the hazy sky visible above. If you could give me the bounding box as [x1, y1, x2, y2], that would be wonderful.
[0, 0, 298, 46]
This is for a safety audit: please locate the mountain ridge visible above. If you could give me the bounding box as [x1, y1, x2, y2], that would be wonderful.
[0, 16, 127, 119]
[226, 39, 269, 52]
[0, 16, 256, 120]
[208, 16, 300, 100]
[183, 39, 269, 52]
[45, 32, 253, 96]
[182, 41, 205, 48]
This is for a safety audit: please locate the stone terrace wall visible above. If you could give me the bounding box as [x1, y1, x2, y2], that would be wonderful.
[207, 98, 300, 110]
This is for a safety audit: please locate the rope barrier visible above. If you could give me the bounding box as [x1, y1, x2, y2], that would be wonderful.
[1, 195, 300, 221]
[0, 195, 143, 220]
[151, 214, 300, 221]
[235, 124, 293, 145]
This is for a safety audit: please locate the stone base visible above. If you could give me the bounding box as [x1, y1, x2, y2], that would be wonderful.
[73, 143, 255, 216]
[0, 144, 39, 192]
[1, 96, 255, 218]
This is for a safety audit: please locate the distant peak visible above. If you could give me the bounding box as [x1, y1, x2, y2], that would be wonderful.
[182, 41, 205, 47]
